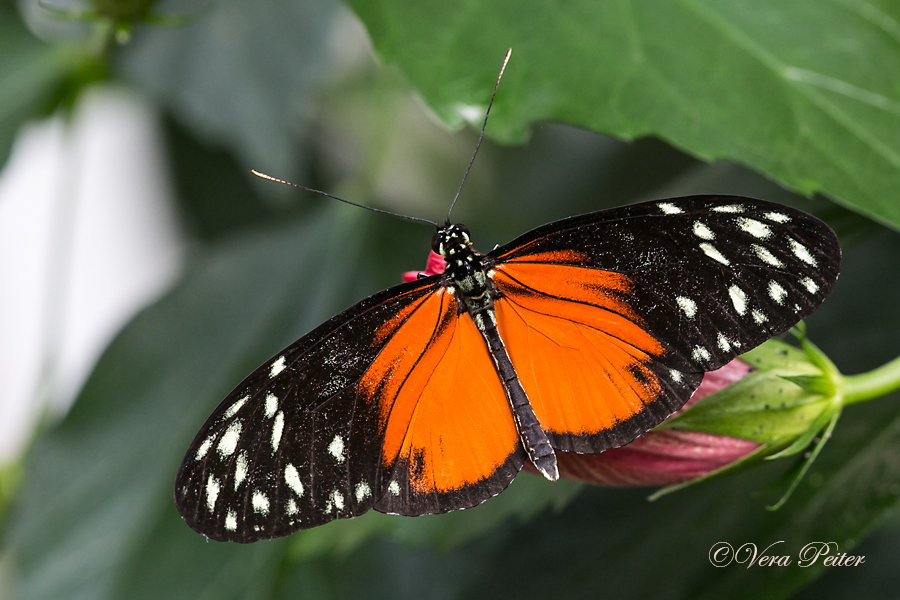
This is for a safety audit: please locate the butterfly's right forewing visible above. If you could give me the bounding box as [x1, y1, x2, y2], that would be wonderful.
[486, 196, 840, 455]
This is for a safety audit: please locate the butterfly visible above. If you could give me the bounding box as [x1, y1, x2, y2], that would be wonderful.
[175, 191, 841, 542]
[174, 50, 841, 542]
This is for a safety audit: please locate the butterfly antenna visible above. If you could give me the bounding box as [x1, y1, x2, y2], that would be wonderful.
[445, 48, 512, 226]
[251, 170, 439, 228]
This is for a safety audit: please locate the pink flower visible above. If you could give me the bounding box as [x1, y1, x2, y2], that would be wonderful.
[402, 251, 446, 283]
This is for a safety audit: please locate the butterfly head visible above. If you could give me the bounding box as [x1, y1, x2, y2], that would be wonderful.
[431, 224, 472, 261]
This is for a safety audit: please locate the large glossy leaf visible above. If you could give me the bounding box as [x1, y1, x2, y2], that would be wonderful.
[346, 0, 900, 231]
[117, 0, 339, 179]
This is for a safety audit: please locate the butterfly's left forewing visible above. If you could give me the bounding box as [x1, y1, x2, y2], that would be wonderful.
[175, 279, 441, 542]
[176, 276, 524, 542]
[486, 195, 840, 454]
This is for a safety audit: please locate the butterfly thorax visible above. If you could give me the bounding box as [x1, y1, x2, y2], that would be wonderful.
[433, 224, 493, 316]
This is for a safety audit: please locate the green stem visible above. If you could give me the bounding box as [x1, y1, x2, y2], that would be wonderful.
[842, 354, 900, 405]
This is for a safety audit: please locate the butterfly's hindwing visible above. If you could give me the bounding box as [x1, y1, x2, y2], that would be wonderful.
[490, 260, 703, 453]
[368, 289, 525, 516]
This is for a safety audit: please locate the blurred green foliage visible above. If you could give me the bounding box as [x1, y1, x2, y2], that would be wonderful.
[1, 0, 899, 599]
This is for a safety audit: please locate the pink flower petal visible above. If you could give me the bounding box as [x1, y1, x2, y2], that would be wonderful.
[402, 251, 446, 282]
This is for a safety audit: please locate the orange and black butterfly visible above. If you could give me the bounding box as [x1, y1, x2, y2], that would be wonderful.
[174, 54, 841, 543]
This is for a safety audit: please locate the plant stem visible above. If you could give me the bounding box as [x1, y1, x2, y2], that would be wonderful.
[842, 354, 900, 405]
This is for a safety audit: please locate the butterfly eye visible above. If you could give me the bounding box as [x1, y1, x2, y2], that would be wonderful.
[431, 231, 443, 253]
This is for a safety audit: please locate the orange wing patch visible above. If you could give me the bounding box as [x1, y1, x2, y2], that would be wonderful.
[359, 289, 519, 495]
[492, 263, 664, 436]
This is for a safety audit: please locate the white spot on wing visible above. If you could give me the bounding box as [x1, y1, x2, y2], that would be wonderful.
[712, 204, 744, 213]
[225, 510, 237, 531]
[224, 396, 248, 419]
[332, 490, 344, 511]
[658, 202, 683, 214]
[693, 221, 715, 240]
[328, 435, 345, 463]
[752, 309, 768, 324]
[669, 369, 683, 383]
[252, 490, 270, 516]
[284, 464, 304, 497]
[355, 482, 372, 502]
[271, 411, 284, 452]
[764, 212, 791, 223]
[195, 439, 213, 460]
[728, 285, 748, 316]
[389, 481, 400, 495]
[717, 333, 732, 352]
[269, 356, 286, 378]
[736, 217, 771, 239]
[676, 296, 697, 318]
[286, 499, 298, 516]
[699, 242, 730, 265]
[768, 281, 787, 304]
[234, 451, 248, 490]
[801, 277, 819, 294]
[217, 421, 242, 457]
[206, 475, 220, 512]
[264, 393, 278, 418]
[752, 244, 783, 267]
[788, 237, 817, 266]
[692, 346, 712, 362]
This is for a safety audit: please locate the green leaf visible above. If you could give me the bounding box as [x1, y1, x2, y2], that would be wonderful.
[346, 0, 900, 230]
[766, 405, 837, 460]
[116, 0, 339, 178]
[0, 2, 81, 169]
